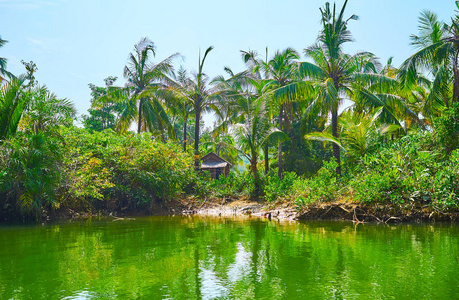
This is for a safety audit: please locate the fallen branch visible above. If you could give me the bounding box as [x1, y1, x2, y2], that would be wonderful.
[339, 206, 351, 213]
[384, 216, 401, 224]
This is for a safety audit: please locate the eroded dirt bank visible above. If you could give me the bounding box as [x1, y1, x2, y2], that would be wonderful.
[43, 198, 459, 224]
[179, 198, 459, 223]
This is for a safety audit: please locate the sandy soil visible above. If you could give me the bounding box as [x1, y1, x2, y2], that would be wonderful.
[178, 197, 298, 221]
[178, 197, 459, 223]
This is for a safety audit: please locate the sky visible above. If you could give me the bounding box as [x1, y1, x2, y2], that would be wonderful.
[0, 0, 457, 123]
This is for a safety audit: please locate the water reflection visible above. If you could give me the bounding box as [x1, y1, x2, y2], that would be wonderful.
[0, 217, 458, 299]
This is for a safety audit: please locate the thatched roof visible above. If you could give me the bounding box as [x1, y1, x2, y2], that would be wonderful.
[201, 161, 229, 169]
[200, 152, 232, 169]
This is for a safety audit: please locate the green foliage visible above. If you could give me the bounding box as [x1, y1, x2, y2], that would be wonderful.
[62, 127, 194, 209]
[0, 76, 29, 140]
[345, 133, 459, 208]
[0, 125, 196, 217]
[292, 159, 340, 207]
[433, 102, 459, 155]
[0, 132, 63, 216]
[0, 84, 76, 217]
[206, 171, 256, 199]
[82, 108, 117, 131]
[263, 171, 297, 202]
[20, 86, 76, 134]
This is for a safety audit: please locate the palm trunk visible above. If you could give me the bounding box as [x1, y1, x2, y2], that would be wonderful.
[277, 106, 283, 179]
[137, 99, 143, 133]
[183, 111, 189, 152]
[453, 52, 459, 104]
[194, 107, 201, 170]
[264, 144, 269, 174]
[252, 158, 260, 196]
[331, 109, 341, 176]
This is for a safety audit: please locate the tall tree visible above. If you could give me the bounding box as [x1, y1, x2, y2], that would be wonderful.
[233, 97, 286, 194]
[168, 47, 227, 169]
[164, 66, 195, 152]
[83, 76, 124, 131]
[0, 36, 13, 81]
[242, 48, 304, 178]
[399, 3, 459, 106]
[120, 37, 178, 138]
[0, 76, 28, 141]
[299, 0, 362, 175]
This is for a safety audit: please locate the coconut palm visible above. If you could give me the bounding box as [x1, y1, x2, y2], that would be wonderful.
[168, 47, 232, 168]
[119, 37, 178, 138]
[0, 76, 28, 141]
[299, 0, 366, 175]
[399, 4, 459, 107]
[241, 48, 308, 178]
[211, 61, 281, 175]
[19, 86, 76, 134]
[164, 66, 195, 152]
[0, 36, 13, 81]
[306, 109, 383, 163]
[233, 97, 287, 194]
[353, 64, 420, 133]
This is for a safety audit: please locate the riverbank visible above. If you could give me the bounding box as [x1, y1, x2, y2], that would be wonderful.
[10, 196, 459, 224]
[175, 197, 459, 223]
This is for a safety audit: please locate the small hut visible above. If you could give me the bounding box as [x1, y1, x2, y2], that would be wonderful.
[200, 152, 232, 179]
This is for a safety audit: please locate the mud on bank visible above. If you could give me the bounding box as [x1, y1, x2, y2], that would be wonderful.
[180, 197, 459, 224]
[25, 197, 459, 224]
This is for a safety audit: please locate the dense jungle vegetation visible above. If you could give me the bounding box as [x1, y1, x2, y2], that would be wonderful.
[1, 1, 459, 220]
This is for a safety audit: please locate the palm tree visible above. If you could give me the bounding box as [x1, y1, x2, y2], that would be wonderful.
[164, 66, 195, 152]
[120, 37, 178, 137]
[19, 86, 76, 134]
[202, 133, 241, 167]
[399, 3, 459, 106]
[0, 36, 13, 81]
[242, 48, 306, 178]
[299, 0, 364, 175]
[168, 47, 230, 169]
[306, 109, 382, 163]
[233, 97, 287, 194]
[0, 76, 28, 141]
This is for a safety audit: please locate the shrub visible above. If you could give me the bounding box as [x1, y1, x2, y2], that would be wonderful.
[292, 159, 340, 207]
[434, 102, 459, 155]
[0, 132, 63, 216]
[263, 171, 297, 202]
[61, 127, 195, 209]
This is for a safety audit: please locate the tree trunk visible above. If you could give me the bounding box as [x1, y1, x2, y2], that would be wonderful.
[331, 109, 341, 176]
[137, 98, 143, 133]
[194, 107, 201, 170]
[264, 143, 269, 174]
[453, 53, 459, 104]
[278, 106, 283, 179]
[183, 111, 189, 152]
[252, 158, 260, 196]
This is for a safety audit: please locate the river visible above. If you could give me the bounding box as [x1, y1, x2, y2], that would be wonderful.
[0, 216, 458, 299]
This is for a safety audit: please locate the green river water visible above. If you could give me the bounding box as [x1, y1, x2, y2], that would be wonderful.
[0, 216, 458, 299]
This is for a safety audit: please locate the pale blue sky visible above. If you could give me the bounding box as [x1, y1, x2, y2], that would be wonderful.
[0, 0, 456, 119]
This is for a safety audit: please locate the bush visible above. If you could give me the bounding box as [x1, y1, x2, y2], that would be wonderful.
[292, 159, 340, 207]
[0, 132, 63, 217]
[434, 102, 459, 155]
[201, 170, 255, 199]
[61, 127, 195, 209]
[263, 171, 297, 202]
[344, 132, 459, 208]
